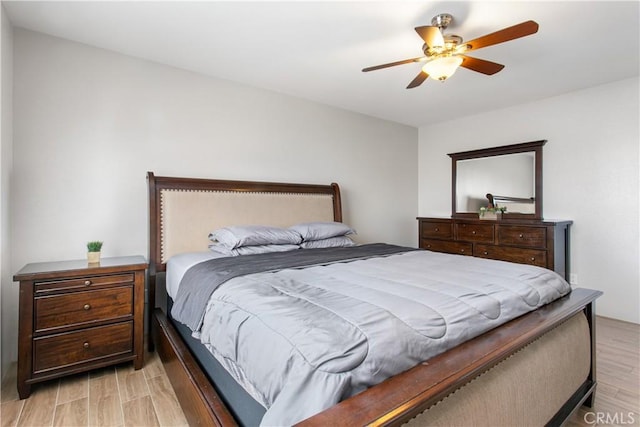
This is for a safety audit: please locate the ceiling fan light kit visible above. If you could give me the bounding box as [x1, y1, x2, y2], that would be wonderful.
[422, 56, 463, 81]
[363, 14, 539, 89]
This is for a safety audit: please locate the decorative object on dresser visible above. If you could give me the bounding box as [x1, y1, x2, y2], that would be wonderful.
[13, 255, 147, 399]
[86, 240, 103, 264]
[478, 205, 506, 220]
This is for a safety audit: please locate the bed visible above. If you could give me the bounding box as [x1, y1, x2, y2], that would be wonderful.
[146, 171, 602, 426]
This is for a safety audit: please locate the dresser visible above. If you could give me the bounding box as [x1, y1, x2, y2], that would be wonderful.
[417, 217, 572, 280]
[13, 256, 147, 399]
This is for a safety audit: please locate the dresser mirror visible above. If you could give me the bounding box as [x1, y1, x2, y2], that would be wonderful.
[449, 140, 545, 220]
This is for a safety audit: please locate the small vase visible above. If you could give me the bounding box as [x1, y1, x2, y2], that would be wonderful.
[87, 251, 101, 264]
[479, 212, 501, 220]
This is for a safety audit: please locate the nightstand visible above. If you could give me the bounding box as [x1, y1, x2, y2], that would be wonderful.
[13, 255, 147, 399]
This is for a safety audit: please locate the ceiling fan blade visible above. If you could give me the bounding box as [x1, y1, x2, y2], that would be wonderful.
[406, 71, 429, 89]
[362, 56, 426, 72]
[464, 20, 539, 52]
[460, 55, 505, 75]
[414, 26, 444, 48]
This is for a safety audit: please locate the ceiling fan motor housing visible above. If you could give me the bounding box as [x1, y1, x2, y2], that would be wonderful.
[431, 13, 453, 30]
[422, 35, 464, 57]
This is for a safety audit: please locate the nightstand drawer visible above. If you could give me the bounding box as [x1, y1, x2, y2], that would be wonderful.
[497, 225, 547, 248]
[33, 322, 133, 373]
[35, 273, 134, 294]
[35, 287, 133, 333]
[475, 244, 546, 267]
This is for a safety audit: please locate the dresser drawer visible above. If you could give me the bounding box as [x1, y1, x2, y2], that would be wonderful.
[35, 287, 133, 333]
[455, 223, 494, 243]
[420, 221, 452, 239]
[475, 244, 546, 268]
[497, 225, 547, 248]
[33, 322, 133, 373]
[421, 239, 472, 256]
[35, 273, 134, 294]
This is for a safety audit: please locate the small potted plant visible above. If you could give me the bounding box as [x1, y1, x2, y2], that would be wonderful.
[479, 206, 507, 220]
[87, 241, 103, 264]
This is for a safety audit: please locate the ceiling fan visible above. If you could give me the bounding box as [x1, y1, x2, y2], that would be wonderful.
[362, 14, 539, 89]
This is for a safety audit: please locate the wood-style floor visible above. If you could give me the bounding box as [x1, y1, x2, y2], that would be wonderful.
[566, 316, 640, 426]
[1, 316, 638, 427]
[0, 349, 187, 427]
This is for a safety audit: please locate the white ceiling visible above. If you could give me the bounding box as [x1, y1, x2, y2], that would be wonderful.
[4, 1, 639, 128]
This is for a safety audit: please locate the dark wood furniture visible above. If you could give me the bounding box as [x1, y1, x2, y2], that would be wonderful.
[418, 217, 572, 280]
[13, 256, 147, 399]
[147, 172, 601, 426]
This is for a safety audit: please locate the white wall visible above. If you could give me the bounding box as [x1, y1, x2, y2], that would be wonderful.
[0, 4, 14, 380]
[419, 77, 640, 324]
[6, 29, 418, 365]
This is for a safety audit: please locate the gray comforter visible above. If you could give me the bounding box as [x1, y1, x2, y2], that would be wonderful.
[175, 244, 571, 426]
[173, 243, 419, 332]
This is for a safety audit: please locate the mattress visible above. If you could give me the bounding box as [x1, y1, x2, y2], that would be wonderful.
[167, 245, 571, 426]
[166, 251, 222, 299]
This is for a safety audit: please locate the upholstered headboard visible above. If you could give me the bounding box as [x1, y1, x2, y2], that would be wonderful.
[147, 172, 342, 272]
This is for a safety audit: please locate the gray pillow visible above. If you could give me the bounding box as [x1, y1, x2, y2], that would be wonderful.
[209, 225, 302, 249]
[209, 243, 300, 256]
[289, 222, 356, 242]
[299, 236, 355, 249]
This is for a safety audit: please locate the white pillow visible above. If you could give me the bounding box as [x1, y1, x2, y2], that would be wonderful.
[209, 225, 302, 249]
[289, 222, 356, 242]
[209, 243, 300, 256]
[299, 236, 355, 249]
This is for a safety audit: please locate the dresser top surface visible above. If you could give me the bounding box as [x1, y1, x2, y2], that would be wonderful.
[14, 256, 147, 281]
[417, 217, 572, 226]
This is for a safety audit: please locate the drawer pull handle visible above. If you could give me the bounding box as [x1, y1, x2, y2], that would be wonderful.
[530, 257, 536, 261]
[460, 249, 465, 253]
[434, 228, 439, 232]
[83, 342, 90, 349]
[472, 230, 476, 235]
[426, 244, 431, 248]
[519, 234, 524, 239]
[483, 251, 488, 255]
[84, 280, 91, 286]
[83, 304, 91, 310]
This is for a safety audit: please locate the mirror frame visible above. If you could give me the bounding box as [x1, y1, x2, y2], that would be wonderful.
[449, 140, 546, 220]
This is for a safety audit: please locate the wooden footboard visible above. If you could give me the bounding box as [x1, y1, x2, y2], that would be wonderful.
[153, 307, 236, 427]
[152, 288, 601, 427]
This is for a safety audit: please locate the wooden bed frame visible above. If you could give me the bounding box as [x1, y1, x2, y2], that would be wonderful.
[147, 171, 602, 426]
